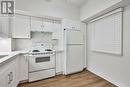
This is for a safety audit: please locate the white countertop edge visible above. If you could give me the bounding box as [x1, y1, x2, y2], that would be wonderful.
[0, 51, 20, 65]
[0, 50, 29, 65]
[0, 50, 64, 65]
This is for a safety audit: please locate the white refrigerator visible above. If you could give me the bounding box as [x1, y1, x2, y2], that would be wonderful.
[64, 29, 84, 75]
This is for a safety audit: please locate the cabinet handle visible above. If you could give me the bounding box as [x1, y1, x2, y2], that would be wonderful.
[10, 72, 13, 82]
[8, 73, 11, 84]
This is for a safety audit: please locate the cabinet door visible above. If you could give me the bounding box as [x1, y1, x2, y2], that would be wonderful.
[0, 60, 16, 87]
[6, 59, 17, 87]
[0, 17, 10, 37]
[15, 57, 20, 84]
[12, 57, 19, 87]
[7, 66, 15, 87]
[0, 68, 8, 87]
[12, 14, 31, 38]
[55, 52, 64, 73]
[0, 57, 19, 87]
[31, 17, 43, 31]
[19, 55, 28, 81]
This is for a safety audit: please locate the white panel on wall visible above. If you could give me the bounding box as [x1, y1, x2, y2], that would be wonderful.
[89, 10, 123, 55]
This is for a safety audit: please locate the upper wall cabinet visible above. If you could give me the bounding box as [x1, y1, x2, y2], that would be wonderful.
[62, 19, 80, 30]
[52, 23, 61, 39]
[30, 17, 43, 32]
[31, 16, 53, 32]
[0, 17, 10, 38]
[11, 14, 31, 38]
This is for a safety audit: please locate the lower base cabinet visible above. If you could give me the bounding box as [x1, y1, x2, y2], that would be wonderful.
[0, 66, 8, 87]
[0, 56, 18, 87]
[0, 54, 28, 87]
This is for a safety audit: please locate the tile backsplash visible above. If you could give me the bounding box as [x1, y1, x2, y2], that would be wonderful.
[14, 32, 52, 50]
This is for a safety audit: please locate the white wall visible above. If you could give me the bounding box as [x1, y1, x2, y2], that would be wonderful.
[15, 0, 80, 20]
[80, 0, 122, 21]
[87, 5, 130, 87]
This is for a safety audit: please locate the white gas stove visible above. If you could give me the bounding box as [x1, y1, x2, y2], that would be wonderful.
[27, 43, 56, 82]
[28, 43, 55, 55]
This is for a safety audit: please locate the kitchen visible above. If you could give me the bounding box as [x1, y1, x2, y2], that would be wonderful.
[0, 0, 130, 87]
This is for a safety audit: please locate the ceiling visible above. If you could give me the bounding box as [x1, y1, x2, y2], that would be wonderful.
[44, 0, 87, 7]
[66, 0, 87, 7]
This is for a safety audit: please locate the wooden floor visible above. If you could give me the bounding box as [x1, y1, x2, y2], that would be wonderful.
[18, 71, 117, 87]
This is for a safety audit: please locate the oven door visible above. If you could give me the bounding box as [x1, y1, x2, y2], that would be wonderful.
[28, 54, 55, 72]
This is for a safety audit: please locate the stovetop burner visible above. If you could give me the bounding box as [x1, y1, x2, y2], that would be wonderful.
[32, 50, 40, 52]
[45, 49, 52, 51]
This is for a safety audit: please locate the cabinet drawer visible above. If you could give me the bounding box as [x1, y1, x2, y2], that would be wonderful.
[29, 69, 55, 82]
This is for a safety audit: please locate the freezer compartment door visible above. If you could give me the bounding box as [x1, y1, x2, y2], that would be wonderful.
[65, 45, 84, 74]
[65, 29, 83, 44]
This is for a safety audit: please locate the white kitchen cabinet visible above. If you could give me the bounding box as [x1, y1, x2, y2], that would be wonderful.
[0, 17, 10, 37]
[55, 51, 64, 74]
[15, 56, 20, 86]
[62, 19, 80, 30]
[31, 16, 43, 32]
[0, 67, 8, 87]
[31, 16, 53, 32]
[0, 56, 19, 87]
[7, 61, 16, 87]
[52, 23, 61, 39]
[19, 55, 28, 81]
[11, 14, 31, 38]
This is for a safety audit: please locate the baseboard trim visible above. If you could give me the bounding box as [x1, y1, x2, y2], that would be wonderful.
[56, 72, 63, 75]
[87, 68, 128, 87]
[19, 80, 28, 84]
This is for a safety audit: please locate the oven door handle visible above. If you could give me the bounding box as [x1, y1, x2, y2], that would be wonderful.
[29, 54, 55, 57]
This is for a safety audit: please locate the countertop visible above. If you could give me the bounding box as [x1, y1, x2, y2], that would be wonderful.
[0, 50, 29, 65]
[0, 49, 64, 65]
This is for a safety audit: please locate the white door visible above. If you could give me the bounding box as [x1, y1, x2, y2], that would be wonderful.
[12, 14, 30, 38]
[65, 29, 83, 44]
[31, 17, 43, 31]
[65, 45, 84, 74]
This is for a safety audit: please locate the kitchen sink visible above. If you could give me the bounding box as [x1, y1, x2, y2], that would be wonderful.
[0, 55, 8, 59]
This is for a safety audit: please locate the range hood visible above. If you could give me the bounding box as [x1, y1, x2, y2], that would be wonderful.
[31, 29, 53, 33]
